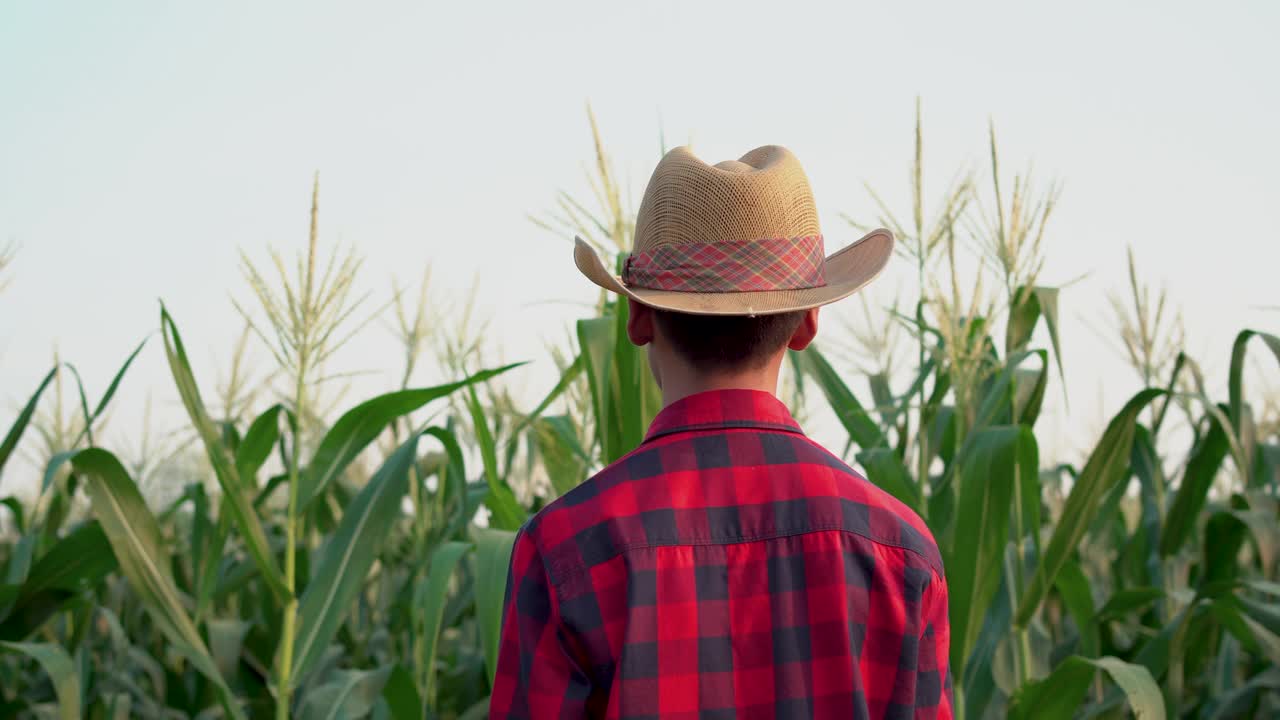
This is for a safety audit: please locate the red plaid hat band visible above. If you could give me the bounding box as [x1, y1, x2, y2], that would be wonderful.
[622, 235, 827, 293]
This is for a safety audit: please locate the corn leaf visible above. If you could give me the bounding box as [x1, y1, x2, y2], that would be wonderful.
[70, 336, 149, 447]
[0, 521, 116, 641]
[235, 403, 286, 487]
[854, 447, 920, 514]
[534, 415, 590, 498]
[290, 431, 423, 685]
[473, 527, 516, 686]
[1053, 560, 1098, 657]
[1009, 655, 1164, 720]
[73, 447, 244, 720]
[417, 541, 470, 708]
[0, 641, 80, 720]
[578, 316, 622, 461]
[0, 367, 56, 481]
[207, 618, 251, 681]
[297, 666, 392, 720]
[298, 363, 522, 510]
[423, 426, 471, 538]
[1015, 389, 1163, 626]
[466, 385, 526, 531]
[161, 306, 288, 603]
[949, 425, 1035, 672]
[1162, 409, 1231, 557]
[0, 497, 21, 535]
[1228, 330, 1280, 432]
[793, 346, 885, 451]
[380, 664, 422, 720]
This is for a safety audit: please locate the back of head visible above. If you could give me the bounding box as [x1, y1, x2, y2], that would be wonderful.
[652, 308, 806, 372]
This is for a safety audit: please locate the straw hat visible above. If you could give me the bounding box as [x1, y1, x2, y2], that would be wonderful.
[574, 145, 893, 316]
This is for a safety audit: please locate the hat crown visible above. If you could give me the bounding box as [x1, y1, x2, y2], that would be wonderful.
[633, 145, 821, 254]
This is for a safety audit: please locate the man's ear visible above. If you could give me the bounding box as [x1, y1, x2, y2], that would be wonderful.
[786, 308, 820, 351]
[626, 298, 655, 346]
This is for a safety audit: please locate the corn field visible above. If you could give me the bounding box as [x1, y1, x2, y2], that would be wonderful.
[1, 109, 1278, 719]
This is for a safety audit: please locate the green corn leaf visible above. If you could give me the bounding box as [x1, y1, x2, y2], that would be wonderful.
[1130, 425, 1165, 587]
[1009, 655, 1164, 720]
[1033, 286, 1066, 393]
[1095, 587, 1164, 623]
[297, 666, 392, 720]
[792, 346, 885, 451]
[0, 497, 22, 534]
[1201, 510, 1250, 588]
[466, 384, 526, 531]
[1162, 409, 1231, 557]
[290, 431, 423, 685]
[534, 415, 590, 498]
[206, 618, 251, 681]
[3, 533, 34, 586]
[40, 450, 77, 499]
[1053, 560, 1098, 657]
[0, 641, 80, 720]
[1228, 330, 1280, 433]
[61, 363, 94, 446]
[1208, 667, 1280, 719]
[854, 447, 920, 514]
[948, 425, 1036, 673]
[0, 367, 56, 481]
[1015, 388, 1164, 627]
[72, 447, 245, 720]
[578, 316, 622, 461]
[417, 541, 470, 708]
[422, 426, 471, 538]
[473, 527, 516, 686]
[0, 521, 116, 641]
[961, 557, 1017, 720]
[380, 664, 422, 720]
[160, 306, 288, 603]
[611, 299, 661, 453]
[510, 353, 583, 439]
[1212, 596, 1280, 668]
[235, 403, 286, 487]
[973, 350, 1046, 432]
[71, 336, 149, 448]
[1005, 284, 1042, 353]
[297, 363, 522, 510]
[613, 298, 645, 451]
[1014, 364, 1049, 428]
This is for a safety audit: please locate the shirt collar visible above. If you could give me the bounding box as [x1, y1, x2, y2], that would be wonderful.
[643, 389, 805, 444]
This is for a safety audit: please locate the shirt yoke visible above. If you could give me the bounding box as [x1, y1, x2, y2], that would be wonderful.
[524, 427, 945, 590]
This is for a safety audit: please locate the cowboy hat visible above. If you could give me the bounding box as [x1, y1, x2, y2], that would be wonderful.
[574, 144, 894, 316]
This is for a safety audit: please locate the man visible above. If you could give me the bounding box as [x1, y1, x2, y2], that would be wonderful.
[491, 145, 951, 719]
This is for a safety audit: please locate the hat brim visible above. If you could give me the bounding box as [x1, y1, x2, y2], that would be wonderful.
[574, 228, 894, 316]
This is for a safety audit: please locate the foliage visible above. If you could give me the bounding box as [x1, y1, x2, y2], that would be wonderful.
[0, 108, 1277, 719]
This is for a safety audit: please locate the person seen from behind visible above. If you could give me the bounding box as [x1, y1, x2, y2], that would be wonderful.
[490, 144, 952, 719]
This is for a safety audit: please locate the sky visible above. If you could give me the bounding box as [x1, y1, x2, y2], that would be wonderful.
[2, 1, 1278, 494]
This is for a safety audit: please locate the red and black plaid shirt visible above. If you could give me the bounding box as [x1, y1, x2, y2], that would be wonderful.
[491, 389, 952, 719]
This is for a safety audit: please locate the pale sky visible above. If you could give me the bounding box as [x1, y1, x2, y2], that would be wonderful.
[2, 1, 1277, 492]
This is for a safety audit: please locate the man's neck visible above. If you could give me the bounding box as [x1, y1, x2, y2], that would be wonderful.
[658, 365, 782, 408]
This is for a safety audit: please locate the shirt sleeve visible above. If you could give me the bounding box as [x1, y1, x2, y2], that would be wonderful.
[488, 527, 593, 720]
[917, 568, 954, 719]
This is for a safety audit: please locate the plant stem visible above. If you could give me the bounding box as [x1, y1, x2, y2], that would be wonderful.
[277, 196, 317, 718]
[914, 99, 931, 516]
[276, 363, 307, 719]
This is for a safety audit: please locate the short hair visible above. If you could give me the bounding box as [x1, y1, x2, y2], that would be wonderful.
[651, 309, 806, 371]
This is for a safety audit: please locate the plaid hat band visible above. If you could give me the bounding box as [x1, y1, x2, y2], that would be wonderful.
[622, 235, 827, 293]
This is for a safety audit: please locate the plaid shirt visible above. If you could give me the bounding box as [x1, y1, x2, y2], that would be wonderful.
[491, 389, 952, 719]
